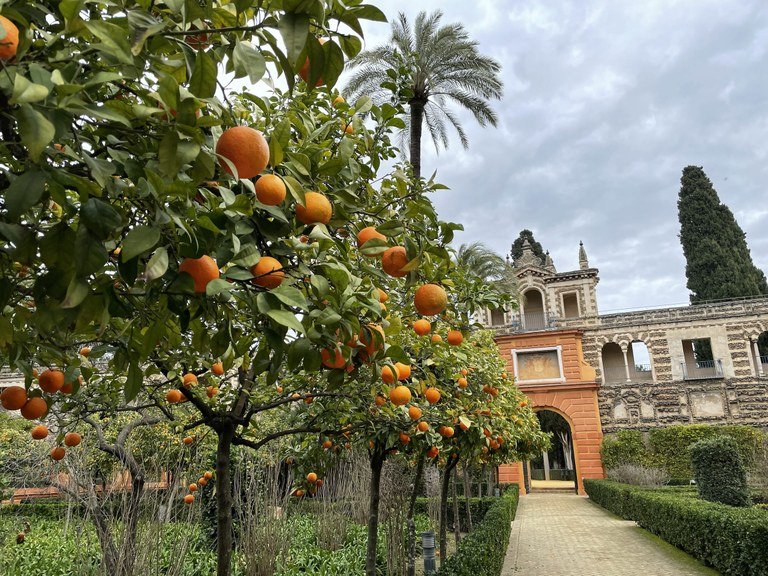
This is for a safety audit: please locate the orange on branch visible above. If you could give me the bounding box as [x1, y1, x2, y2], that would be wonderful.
[183, 436, 194, 445]
[31, 425, 49, 440]
[381, 246, 409, 277]
[381, 365, 400, 385]
[426, 446, 439, 459]
[184, 494, 195, 504]
[431, 334, 442, 343]
[50, 447, 66, 461]
[413, 319, 431, 336]
[322, 440, 333, 449]
[182, 373, 198, 387]
[306, 472, 318, 484]
[414, 284, 447, 316]
[250, 256, 285, 289]
[189, 483, 198, 492]
[425, 388, 441, 405]
[457, 377, 468, 389]
[64, 432, 81, 447]
[321, 347, 346, 369]
[39, 369, 64, 393]
[216, 126, 269, 179]
[179, 256, 220, 293]
[399, 432, 410, 445]
[359, 324, 385, 357]
[408, 406, 422, 421]
[21, 398, 47, 420]
[204, 471, 213, 480]
[198, 477, 208, 486]
[447, 330, 463, 346]
[356, 226, 386, 255]
[1, 386, 27, 410]
[377, 288, 389, 303]
[0, 16, 19, 62]
[211, 362, 224, 376]
[375, 394, 387, 407]
[206, 386, 218, 398]
[417, 421, 429, 432]
[295, 191, 332, 225]
[395, 362, 411, 380]
[439, 426, 454, 438]
[460, 369, 468, 376]
[255, 174, 287, 206]
[79, 347, 91, 357]
[166, 389, 183, 404]
[389, 385, 412, 406]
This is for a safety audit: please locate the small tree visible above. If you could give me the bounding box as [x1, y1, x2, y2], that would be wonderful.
[690, 435, 749, 507]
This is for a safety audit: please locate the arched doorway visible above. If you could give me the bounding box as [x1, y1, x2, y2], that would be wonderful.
[522, 289, 546, 330]
[528, 409, 577, 492]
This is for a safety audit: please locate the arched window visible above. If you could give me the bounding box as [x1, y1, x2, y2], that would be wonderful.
[600, 342, 625, 383]
[754, 331, 768, 375]
[522, 289, 546, 330]
[628, 340, 653, 382]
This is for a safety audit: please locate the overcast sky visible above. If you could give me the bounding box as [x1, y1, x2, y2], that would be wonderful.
[352, 0, 768, 313]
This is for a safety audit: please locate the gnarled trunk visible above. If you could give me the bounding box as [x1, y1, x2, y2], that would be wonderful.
[406, 452, 426, 576]
[366, 448, 386, 576]
[463, 467, 473, 532]
[451, 471, 461, 547]
[216, 424, 235, 576]
[409, 99, 425, 179]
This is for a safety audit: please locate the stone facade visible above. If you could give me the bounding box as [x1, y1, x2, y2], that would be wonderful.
[487, 240, 768, 493]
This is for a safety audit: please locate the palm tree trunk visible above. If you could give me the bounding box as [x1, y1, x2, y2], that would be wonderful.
[409, 99, 426, 179]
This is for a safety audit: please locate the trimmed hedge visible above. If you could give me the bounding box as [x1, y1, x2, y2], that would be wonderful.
[690, 436, 749, 507]
[585, 479, 768, 576]
[601, 430, 652, 470]
[437, 484, 519, 576]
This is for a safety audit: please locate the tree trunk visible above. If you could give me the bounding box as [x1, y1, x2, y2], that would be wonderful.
[216, 424, 235, 576]
[92, 509, 120, 575]
[117, 475, 144, 576]
[406, 452, 426, 576]
[366, 449, 386, 576]
[479, 464, 486, 498]
[451, 471, 461, 547]
[439, 459, 458, 566]
[409, 99, 425, 179]
[463, 468, 473, 533]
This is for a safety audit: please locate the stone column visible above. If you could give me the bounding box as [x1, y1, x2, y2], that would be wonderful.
[753, 340, 764, 377]
[621, 347, 631, 382]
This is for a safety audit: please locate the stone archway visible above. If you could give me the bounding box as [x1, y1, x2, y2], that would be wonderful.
[529, 409, 577, 493]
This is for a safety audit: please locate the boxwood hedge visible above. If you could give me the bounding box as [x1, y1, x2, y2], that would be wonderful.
[584, 479, 768, 576]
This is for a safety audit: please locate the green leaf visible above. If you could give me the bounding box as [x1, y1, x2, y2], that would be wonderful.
[205, 278, 232, 297]
[278, 13, 309, 66]
[266, 309, 305, 334]
[62, 278, 89, 309]
[5, 171, 46, 220]
[128, 11, 166, 56]
[125, 360, 142, 402]
[84, 20, 134, 64]
[233, 41, 267, 83]
[339, 35, 362, 59]
[81, 198, 123, 239]
[158, 131, 180, 177]
[189, 51, 217, 98]
[231, 244, 260, 267]
[271, 285, 309, 311]
[321, 40, 345, 88]
[121, 226, 161, 261]
[74, 104, 132, 127]
[145, 247, 169, 280]
[75, 227, 108, 275]
[11, 75, 50, 104]
[354, 95, 373, 115]
[15, 105, 55, 162]
[353, 5, 388, 22]
[305, 36, 325, 88]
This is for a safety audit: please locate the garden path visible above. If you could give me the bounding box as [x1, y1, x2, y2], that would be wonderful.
[502, 493, 718, 576]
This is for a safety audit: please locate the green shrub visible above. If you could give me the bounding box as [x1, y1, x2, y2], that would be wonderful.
[601, 430, 652, 470]
[437, 485, 519, 576]
[690, 436, 749, 507]
[585, 480, 768, 575]
[413, 496, 496, 532]
[649, 425, 764, 481]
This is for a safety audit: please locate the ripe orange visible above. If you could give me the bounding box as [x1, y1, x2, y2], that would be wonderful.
[389, 385, 412, 406]
[183, 436, 194, 445]
[166, 389, 183, 404]
[377, 288, 388, 303]
[276, 385, 284, 394]
[0, 16, 19, 62]
[79, 347, 91, 357]
[431, 334, 442, 343]
[216, 126, 269, 179]
[321, 347, 346, 369]
[299, 39, 327, 86]
[381, 246, 409, 277]
[31, 425, 48, 440]
[211, 362, 224, 376]
[501, 372, 508, 380]
[418, 421, 429, 432]
[399, 432, 410, 444]
[322, 440, 332, 449]
[179, 255, 220, 293]
[306, 472, 318, 484]
[1, 386, 27, 410]
[459, 421, 469, 431]
[426, 446, 439, 458]
[483, 428, 492, 437]
[50, 447, 66, 461]
[447, 330, 463, 346]
[413, 319, 431, 336]
[425, 388, 441, 404]
[375, 394, 387, 407]
[333, 95, 345, 107]
[408, 406, 422, 420]
[184, 494, 195, 504]
[39, 369, 65, 393]
[343, 122, 354, 135]
[439, 426, 454, 438]
[460, 369, 468, 376]
[189, 483, 198, 492]
[294, 489, 305, 497]
[395, 362, 411, 380]
[64, 432, 81, 447]
[356, 227, 386, 254]
[60, 380, 75, 394]
[296, 191, 332, 225]
[304, 395, 313, 404]
[381, 365, 400, 385]
[414, 284, 447, 316]
[182, 373, 198, 388]
[457, 377, 468, 389]
[204, 471, 213, 480]
[255, 174, 287, 205]
[21, 397, 48, 420]
[206, 386, 218, 398]
[198, 477, 208, 486]
[250, 256, 285, 289]
[359, 324, 385, 357]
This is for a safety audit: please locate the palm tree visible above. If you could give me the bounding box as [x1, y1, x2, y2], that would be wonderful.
[344, 10, 503, 178]
[455, 242, 516, 293]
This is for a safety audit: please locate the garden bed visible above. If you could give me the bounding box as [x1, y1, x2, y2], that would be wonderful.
[584, 479, 768, 576]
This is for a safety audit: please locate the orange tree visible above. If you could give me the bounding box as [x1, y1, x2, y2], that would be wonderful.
[0, 2, 496, 575]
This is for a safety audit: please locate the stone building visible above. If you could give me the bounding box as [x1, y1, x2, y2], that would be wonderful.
[484, 240, 768, 494]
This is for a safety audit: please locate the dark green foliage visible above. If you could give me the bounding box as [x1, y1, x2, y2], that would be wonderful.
[510, 229, 545, 263]
[649, 425, 764, 481]
[678, 166, 768, 303]
[690, 436, 749, 507]
[437, 485, 519, 576]
[601, 430, 652, 470]
[584, 480, 768, 576]
[413, 497, 496, 532]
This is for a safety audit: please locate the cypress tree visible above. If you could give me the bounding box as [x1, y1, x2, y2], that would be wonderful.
[511, 229, 546, 263]
[678, 166, 768, 303]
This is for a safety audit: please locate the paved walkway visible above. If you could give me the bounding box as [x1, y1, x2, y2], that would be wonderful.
[502, 494, 718, 575]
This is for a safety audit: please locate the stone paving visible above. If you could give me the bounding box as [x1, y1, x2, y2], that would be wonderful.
[502, 493, 718, 576]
